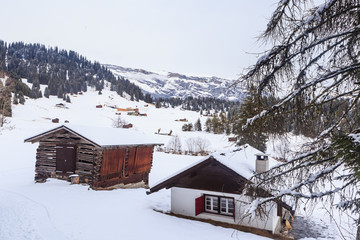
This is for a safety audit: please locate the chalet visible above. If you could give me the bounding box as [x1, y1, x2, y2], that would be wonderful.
[122, 123, 133, 129]
[228, 137, 238, 142]
[25, 125, 163, 189]
[147, 144, 292, 235]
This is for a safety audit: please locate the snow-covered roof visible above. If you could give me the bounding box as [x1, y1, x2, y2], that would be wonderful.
[24, 124, 164, 147]
[149, 144, 278, 191]
[210, 144, 278, 179]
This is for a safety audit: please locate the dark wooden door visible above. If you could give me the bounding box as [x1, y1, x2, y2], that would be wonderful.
[56, 145, 76, 173]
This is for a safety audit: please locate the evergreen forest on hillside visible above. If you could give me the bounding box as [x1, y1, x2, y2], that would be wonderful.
[0, 40, 144, 101]
[0, 40, 238, 115]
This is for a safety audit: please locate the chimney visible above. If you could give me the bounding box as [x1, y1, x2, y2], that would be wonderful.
[255, 154, 269, 173]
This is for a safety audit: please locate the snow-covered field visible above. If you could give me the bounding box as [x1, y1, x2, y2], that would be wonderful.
[0, 83, 346, 239]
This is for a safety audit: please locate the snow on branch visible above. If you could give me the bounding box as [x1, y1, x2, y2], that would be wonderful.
[242, 63, 360, 131]
[302, 0, 337, 25]
[349, 133, 360, 144]
[245, 161, 344, 217]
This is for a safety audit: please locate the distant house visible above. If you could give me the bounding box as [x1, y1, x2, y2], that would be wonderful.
[51, 118, 59, 123]
[228, 137, 237, 142]
[147, 144, 292, 235]
[25, 125, 163, 189]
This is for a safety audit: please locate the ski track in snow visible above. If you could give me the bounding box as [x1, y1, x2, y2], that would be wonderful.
[0, 189, 67, 240]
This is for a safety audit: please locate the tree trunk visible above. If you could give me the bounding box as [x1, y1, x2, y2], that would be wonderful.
[356, 220, 360, 240]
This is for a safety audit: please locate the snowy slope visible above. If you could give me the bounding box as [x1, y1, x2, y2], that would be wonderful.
[105, 64, 245, 101]
[0, 83, 265, 240]
[0, 82, 348, 240]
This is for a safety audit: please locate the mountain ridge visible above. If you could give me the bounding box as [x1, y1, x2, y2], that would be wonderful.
[105, 64, 245, 101]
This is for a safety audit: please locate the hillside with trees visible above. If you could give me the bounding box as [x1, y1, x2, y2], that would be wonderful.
[0, 40, 145, 102]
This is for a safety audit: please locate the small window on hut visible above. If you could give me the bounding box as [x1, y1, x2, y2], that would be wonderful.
[220, 198, 234, 215]
[203, 194, 234, 217]
[205, 195, 218, 213]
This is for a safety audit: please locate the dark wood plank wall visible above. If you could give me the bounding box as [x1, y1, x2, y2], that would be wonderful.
[36, 142, 56, 179]
[134, 146, 153, 173]
[100, 148, 126, 180]
[34, 129, 99, 183]
[169, 159, 247, 194]
[94, 146, 154, 188]
[126, 147, 137, 175]
[76, 143, 100, 183]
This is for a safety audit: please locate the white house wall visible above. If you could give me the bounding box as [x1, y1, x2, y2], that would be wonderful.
[171, 187, 281, 234]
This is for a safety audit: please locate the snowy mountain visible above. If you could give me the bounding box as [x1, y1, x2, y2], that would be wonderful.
[105, 64, 245, 101]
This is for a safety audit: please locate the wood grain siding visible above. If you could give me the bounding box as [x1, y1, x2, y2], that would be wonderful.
[126, 147, 137, 175]
[148, 157, 249, 195]
[93, 146, 154, 188]
[172, 160, 247, 194]
[134, 146, 153, 173]
[100, 148, 126, 180]
[76, 143, 99, 183]
[35, 142, 57, 180]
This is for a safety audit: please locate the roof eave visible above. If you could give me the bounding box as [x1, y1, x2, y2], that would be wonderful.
[24, 125, 101, 147]
[101, 143, 164, 148]
[147, 156, 249, 195]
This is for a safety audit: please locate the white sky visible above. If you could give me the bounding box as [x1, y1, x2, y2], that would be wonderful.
[0, 0, 278, 79]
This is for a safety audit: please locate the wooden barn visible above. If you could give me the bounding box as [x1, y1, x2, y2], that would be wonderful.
[25, 125, 163, 189]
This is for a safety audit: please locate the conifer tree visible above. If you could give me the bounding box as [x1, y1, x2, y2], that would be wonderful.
[57, 85, 64, 99]
[194, 118, 202, 131]
[13, 95, 18, 105]
[44, 87, 49, 98]
[238, 1, 360, 237]
[17, 91, 25, 104]
[205, 118, 212, 133]
[233, 91, 268, 152]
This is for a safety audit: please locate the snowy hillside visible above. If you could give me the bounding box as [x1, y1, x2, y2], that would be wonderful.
[105, 64, 245, 101]
[0, 83, 255, 240]
[0, 82, 344, 240]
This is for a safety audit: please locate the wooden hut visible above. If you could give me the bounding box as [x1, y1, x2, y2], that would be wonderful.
[24, 125, 163, 189]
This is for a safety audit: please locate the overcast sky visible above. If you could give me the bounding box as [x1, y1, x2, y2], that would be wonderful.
[0, 0, 278, 79]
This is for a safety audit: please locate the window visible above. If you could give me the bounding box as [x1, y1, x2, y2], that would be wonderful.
[204, 194, 234, 217]
[220, 198, 234, 215]
[205, 195, 218, 213]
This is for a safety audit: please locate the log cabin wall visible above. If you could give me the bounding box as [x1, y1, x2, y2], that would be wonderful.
[76, 143, 101, 184]
[34, 129, 99, 183]
[92, 145, 154, 189]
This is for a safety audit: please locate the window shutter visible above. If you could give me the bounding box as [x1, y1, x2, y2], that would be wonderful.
[233, 200, 235, 221]
[195, 195, 205, 216]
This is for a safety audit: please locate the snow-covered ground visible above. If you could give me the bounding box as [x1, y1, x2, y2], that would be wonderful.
[0, 83, 349, 239]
